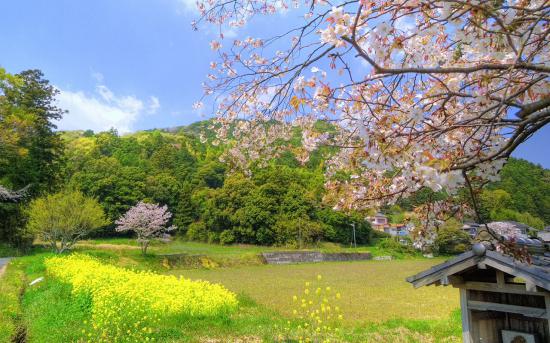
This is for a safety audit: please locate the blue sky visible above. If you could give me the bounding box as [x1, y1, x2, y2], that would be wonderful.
[1, 0, 548, 167]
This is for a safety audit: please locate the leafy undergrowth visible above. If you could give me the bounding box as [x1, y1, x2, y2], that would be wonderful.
[0, 243, 25, 258]
[0, 261, 26, 343]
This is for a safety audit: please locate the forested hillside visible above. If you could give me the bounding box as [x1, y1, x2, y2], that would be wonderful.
[481, 158, 550, 229]
[60, 125, 370, 246]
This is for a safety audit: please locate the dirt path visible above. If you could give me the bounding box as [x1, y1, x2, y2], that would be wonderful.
[0, 257, 11, 277]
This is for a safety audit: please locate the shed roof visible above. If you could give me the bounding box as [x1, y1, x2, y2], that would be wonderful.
[407, 246, 550, 291]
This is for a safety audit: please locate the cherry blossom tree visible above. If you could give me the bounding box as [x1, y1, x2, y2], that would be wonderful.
[194, 0, 549, 250]
[116, 202, 176, 255]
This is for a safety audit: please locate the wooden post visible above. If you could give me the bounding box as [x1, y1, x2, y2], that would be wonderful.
[496, 270, 505, 289]
[460, 288, 472, 343]
[545, 295, 550, 337]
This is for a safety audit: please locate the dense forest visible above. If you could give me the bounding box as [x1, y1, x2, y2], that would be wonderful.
[1, 69, 548, 250]
[60, 125, 370, 246]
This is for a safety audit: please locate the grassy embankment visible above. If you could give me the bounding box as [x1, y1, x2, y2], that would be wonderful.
[0, 239, 461, 342]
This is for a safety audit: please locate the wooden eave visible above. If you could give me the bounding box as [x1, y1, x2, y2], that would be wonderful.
[407, 250, 550, 291]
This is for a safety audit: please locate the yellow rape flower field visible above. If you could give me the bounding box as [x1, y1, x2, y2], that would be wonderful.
[45, 254, 238, 342]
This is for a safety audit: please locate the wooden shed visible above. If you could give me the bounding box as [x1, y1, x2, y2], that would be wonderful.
[407, 243, 550, 343]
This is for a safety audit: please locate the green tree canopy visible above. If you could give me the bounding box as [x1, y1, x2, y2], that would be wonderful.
[27, 190, 108, 253]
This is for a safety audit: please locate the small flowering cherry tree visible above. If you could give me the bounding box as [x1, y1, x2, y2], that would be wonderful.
[116, 202, 176, 255]
[194, 0, 549, 252]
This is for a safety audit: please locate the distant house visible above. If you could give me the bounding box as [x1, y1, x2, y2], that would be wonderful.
[407, 238, 550, 343]
[367, 212, 389, 231]
[384, 223, 412, 237]
[462, 221, 533, 239]
[538, 229, 550, 244]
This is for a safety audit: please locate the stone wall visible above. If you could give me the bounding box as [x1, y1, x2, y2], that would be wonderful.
[261, 251, 372, 265]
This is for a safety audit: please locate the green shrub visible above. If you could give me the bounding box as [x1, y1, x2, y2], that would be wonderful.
[0, 261, 26, 342]
[370, 230, 392, 242]
[272, 217, 324, 247]
[316, 209, 371, 245]
[26, 190, 108, 253]
[208, 231, 220, 244]
[377, 238, 417, 257]
[435, 227, 471, 255]
[219, 230, 235, 245]
[187, 221, 209, 242]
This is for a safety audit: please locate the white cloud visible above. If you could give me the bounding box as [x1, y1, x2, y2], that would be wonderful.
[148, 96, 161, 114]
[97, 85, 115, 102]
[91, 71, 104, 83]
[55, 83, 160, 134]
[177, 0, 198, 14]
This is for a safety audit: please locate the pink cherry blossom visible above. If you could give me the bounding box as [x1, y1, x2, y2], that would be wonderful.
[116, 201, 176, 255]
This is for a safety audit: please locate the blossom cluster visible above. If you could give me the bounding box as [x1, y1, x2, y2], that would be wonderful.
[45, 254, 238, 342]
[116, 201, 176, 254]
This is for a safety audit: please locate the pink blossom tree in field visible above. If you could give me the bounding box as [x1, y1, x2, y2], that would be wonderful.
[116, 202, 176, 255]
[194, 0, 549, 253]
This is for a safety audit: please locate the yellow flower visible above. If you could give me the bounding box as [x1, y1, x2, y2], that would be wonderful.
[45, 254, 238, 342]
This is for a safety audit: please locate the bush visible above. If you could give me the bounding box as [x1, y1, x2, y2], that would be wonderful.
[273, 217, 324, 247]
[26, 190, 108, 253]
[435, 227, 471, 255]
[208, 231, 220, 244]
[45, 254, 238, 341]
[316, 209, 371, 245]
[186, 221, 209, 242]
[219, 230, 235, 245]
[377, 238, 417, 256]
[370, 230, 392, 242]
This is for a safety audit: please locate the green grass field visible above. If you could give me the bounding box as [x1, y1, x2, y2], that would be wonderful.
[175, 259, 459, 323]
[0, 239, 461, 342]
